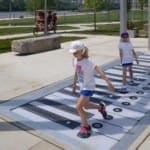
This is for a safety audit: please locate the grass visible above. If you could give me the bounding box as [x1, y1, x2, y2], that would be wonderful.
[69, 22, 147, 37]
[0, 10, 147, 26]
[58, 11, 120, 24]
[0, 11, 120, 26]
[0, 10, 148, 54]
[0, 24, 119, 54]
[0, 36, 86, 54]
[0, 25, 78, 36]
[0, 18, 34, 26]
[68, 24, 120, 36]
[0, 27, 33, 35]
[0, 39, 11, 53]
[0, 10, 147, 36]
[0, 22, 147, 54]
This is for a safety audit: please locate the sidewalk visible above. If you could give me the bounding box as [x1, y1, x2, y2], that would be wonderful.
[0, 31, 149, 150]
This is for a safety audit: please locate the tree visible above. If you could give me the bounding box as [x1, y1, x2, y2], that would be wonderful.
[102, 0, 115, 21]
[0, 0, 10, 11]
[25, 0, 57, 11]
[138, 0, 148, 10]
[25, 0, 42, 11]
[138, 0, 148, 26]
[84, 0, 103, 31]
[12, 0, 26, 11]
[0, 0, 25, 11]
[55, 0, 78, 10]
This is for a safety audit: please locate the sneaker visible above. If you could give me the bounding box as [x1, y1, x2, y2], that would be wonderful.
[77, 125, 91, 138]
[122, 84, 127, 88]
[129, 80, 134, 84]
[98, 102, 107, 119]
[128, 80, 139, 86]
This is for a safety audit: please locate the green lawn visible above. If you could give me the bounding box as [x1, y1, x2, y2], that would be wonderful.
[0, 10, 147, 26]
[0, 24, 119, 54]
[0, 11, 120, 26]
[0, 18, 34, 26]
[68, 24, 120, 35]
[69, 22, 147, 36]
[0, 27, 33, 35]
[0, 25, 78, 36]
[0, 10, 148, 54]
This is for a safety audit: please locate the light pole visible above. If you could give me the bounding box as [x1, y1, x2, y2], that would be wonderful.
[44, 0, 48, 35]
[148, 0, 150, 50]
[120, 0, 127, 33]
[9, 0, 12, 26]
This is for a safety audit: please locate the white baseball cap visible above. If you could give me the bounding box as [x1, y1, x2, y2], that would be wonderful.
[69, 41, 85, 53]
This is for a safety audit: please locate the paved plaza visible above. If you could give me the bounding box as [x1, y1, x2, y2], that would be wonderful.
[0, 31, 149, 150]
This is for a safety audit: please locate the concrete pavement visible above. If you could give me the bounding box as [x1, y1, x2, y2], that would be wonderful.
[0, 30, 149, 149]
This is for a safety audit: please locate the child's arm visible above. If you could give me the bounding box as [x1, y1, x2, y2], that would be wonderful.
[95, 66, 115, 92]
[72, 71, 77, 93]
[132, 49, 139, 65]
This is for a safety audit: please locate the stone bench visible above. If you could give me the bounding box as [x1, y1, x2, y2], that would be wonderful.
[12, 35, 61, 54]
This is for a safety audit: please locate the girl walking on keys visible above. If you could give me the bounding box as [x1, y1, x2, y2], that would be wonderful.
[118, 32, 139, 86]
[69, 41, 114, 138]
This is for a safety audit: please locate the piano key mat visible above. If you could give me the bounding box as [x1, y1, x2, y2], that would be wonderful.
[0, 53, 150, 150]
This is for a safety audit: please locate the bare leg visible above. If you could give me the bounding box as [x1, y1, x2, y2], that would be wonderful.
[76, 95, 105, 127]
[84, 99, 107, 119]
[129, 66, 133, 81]
[53, 25, 56, 33]
[76, 96, 91, 127]
[84, 101, 102, 110]
[123, 67, 127, 85]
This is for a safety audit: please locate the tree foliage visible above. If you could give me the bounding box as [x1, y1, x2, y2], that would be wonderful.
[138, 0, 148, 10]
[25, 0, 78, 11]
[84, 0, 104, 31]
[0, 0, 148, 12]
[0, 0, 10, 11]
[13, 0, 25, 11]
[84, 0, 102, 11]
[127, 0, 148, 11]
[0, 0, 25, 11]
[84, 0, 118, 11]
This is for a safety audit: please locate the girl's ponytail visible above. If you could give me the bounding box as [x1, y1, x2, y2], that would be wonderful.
[82, 47, 89, 58]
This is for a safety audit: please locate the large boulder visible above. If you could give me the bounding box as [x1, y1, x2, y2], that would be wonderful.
[12, 35, 61, 54]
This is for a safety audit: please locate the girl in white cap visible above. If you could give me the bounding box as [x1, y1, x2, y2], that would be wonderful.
[69, 40, 114, 138]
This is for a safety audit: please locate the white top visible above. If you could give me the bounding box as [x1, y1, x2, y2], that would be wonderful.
[73, 58, 96, 91]
[118, 42, 134, 64]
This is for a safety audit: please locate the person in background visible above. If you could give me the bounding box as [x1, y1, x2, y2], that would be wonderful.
[69, 40, 114, 138]
[47, 11, 52, 29]
[118, 32, 139, 86]
[51, 13, 57, 33]
[35, 11, 44, 31]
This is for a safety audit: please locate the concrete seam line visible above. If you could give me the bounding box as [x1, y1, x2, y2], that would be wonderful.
[136, 132, 150, 150]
